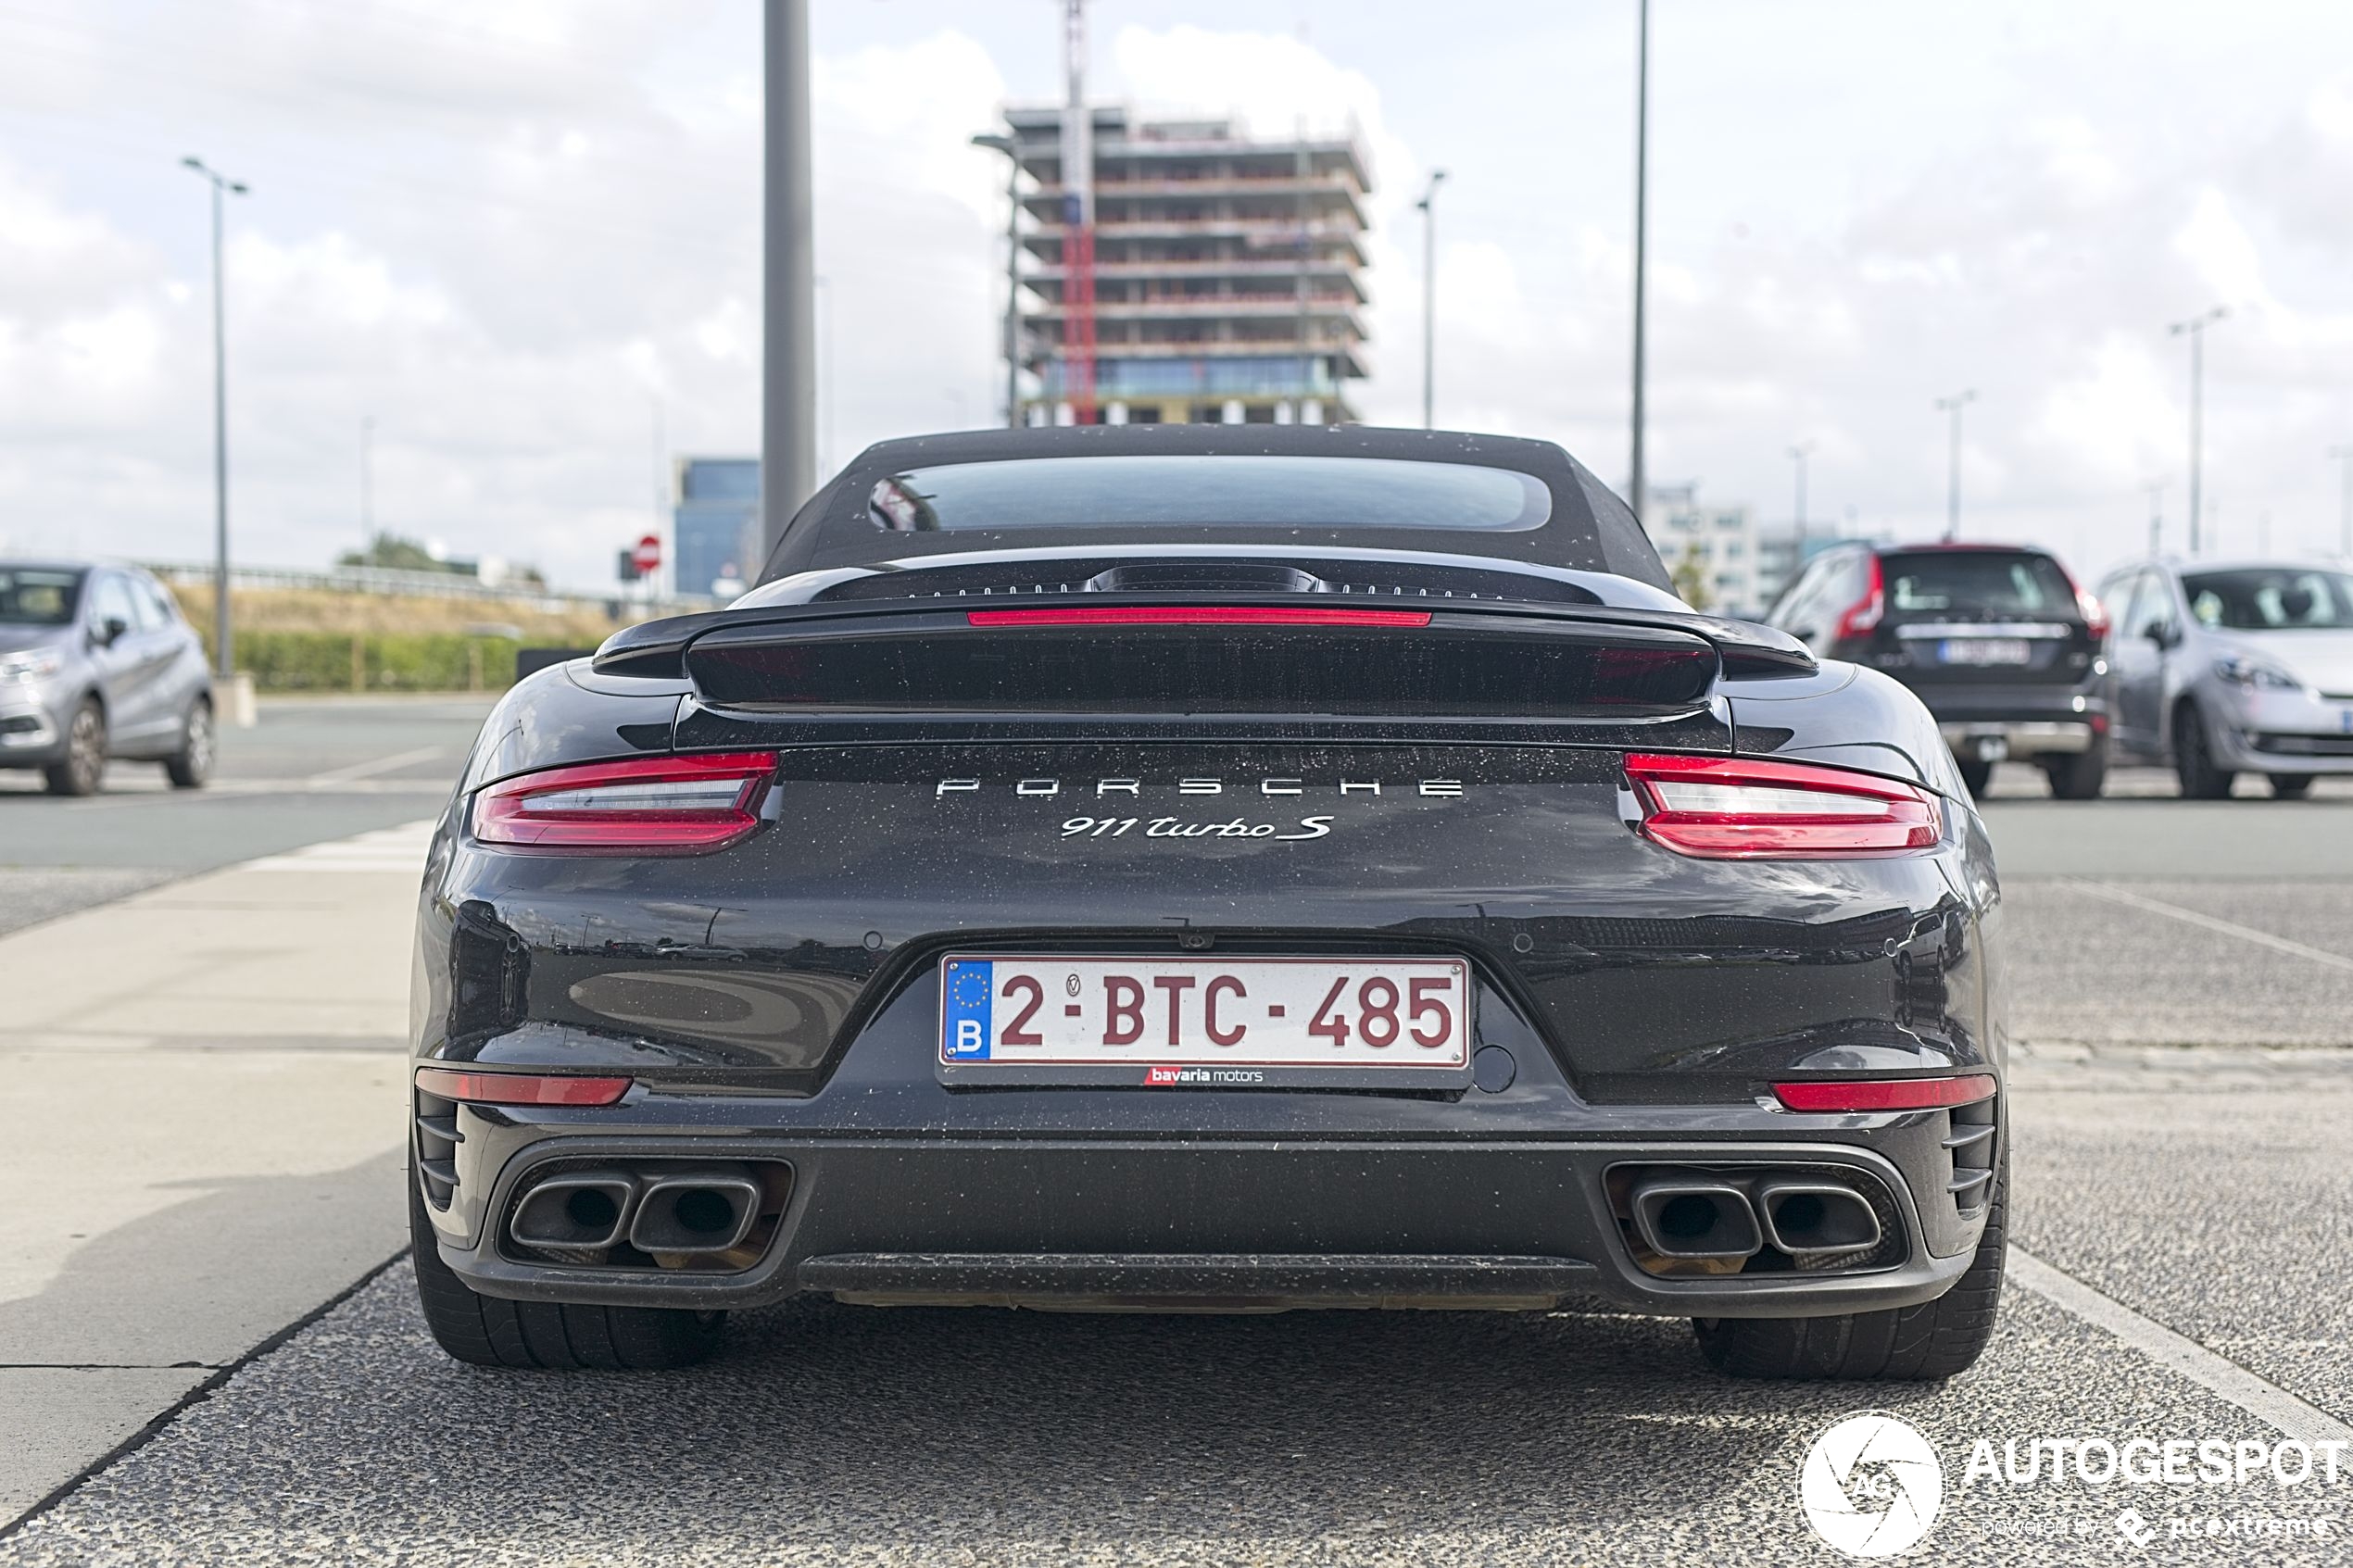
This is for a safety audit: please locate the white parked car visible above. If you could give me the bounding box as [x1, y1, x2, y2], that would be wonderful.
[2095, 558, 2353, 798]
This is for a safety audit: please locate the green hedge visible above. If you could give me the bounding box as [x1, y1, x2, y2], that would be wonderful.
[205, 633, 522, 693]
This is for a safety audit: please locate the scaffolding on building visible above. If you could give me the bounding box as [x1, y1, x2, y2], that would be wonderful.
[997, 103, 1374, 428]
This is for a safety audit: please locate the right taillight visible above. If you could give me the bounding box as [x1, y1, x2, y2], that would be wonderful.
[1624, 753, 1942, 859]
[472, 751, 778, 854]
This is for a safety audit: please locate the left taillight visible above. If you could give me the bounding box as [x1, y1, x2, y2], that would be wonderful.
[472, 752, 778, 854]
[1624, 753, 1942, 859]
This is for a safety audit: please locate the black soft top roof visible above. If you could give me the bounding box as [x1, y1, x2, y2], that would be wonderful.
[760, 425, 1669, 592]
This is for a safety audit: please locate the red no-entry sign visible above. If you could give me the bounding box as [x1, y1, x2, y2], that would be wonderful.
[632, 534, 662, 574]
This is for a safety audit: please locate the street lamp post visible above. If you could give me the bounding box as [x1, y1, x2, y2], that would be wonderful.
[2169, 306, 2227, 557]
[1934, 390, 1976, 542]
[761, 0, 818, 559]
[359, 415, 374, 557]
[1787, 441, 1814, 552]
[970, 132, 1025, 428]
[1628, 0, 1650, 517]
[182, 157, 246, 681]
[2329, 445, 2353, 560]
[1416, 169, 1446, 430]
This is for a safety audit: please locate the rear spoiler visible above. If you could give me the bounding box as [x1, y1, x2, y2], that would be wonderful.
[593, 596, 1816, 687]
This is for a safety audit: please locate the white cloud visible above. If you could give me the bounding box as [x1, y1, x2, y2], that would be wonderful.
[2172, 189, 2267, 308]
[6, 1, 2353, 588]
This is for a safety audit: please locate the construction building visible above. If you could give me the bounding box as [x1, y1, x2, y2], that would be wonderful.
[1001, 104, 1373, 427]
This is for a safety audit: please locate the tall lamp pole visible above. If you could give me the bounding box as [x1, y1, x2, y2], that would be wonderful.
[182, 157, 246, 680]
[1416, 169, 1446, 430]
[971, 132, 1025, 428]
[1787, 440, 1814, 552]
[2328, 444, 2352, 560]
[1627, 0, 1650, 518]
[2169, 306, 2226, 557]
[359, 415, 374, 556]
[761, 0, 818, 559]
[1934, 389, 1976, 542]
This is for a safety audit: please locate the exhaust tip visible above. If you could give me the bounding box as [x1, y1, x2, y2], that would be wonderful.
[627, 1168, 762, 1254]
[1629, 1179, 1764, 1261]
[509, 1171, 638, 1254]
[1757, 1180, 1883, 1257]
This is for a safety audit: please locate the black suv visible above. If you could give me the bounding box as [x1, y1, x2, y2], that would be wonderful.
[1760, 543, 2109, 798]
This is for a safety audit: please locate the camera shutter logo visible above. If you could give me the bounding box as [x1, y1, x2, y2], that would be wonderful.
[1799, 1413, 1944, 1557]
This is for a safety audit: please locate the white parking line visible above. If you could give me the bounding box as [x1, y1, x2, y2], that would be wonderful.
[2011, 1249, 2353, 1448]
[303, 746, 447, 787]
[244, 821, 437, 873]
[2064, 880, 2353, 975]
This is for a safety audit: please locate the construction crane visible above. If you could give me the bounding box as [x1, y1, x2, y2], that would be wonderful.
[1061, 0, 1098, 424]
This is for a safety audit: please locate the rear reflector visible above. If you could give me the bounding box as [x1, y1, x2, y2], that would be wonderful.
[1624, 753, 1941, 859]
[473, 752, 776, 854]
[1772, 1074, 1998, 1112]
[968, 606, 1432, 629]
[413, 1068, 634, 1106]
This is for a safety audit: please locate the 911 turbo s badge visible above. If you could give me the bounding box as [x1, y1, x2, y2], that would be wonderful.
[932, 777, 1466, 843]
[1061, 815, 1334, 840]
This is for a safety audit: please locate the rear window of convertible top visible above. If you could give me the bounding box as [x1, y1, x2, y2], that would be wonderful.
[865, 455, 1553, 533]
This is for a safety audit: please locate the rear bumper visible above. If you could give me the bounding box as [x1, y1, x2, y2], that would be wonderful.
[1937, 719, 2094, 759]
[1917, 684, 2107, 759]
[425, 1121, 1990, 1321]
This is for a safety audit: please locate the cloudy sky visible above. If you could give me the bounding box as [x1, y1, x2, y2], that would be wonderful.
[4, 0, 2351, 592]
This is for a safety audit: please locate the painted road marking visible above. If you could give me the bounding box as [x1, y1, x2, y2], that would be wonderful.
[2064, 880, 2353, 975]
[303, 746, 447, 786]
[2011, 1248, 2353, 1448]
[245, 821, 436, 873]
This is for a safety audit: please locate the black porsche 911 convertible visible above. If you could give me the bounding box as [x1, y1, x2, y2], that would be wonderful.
[408, 425, 2006, 1380]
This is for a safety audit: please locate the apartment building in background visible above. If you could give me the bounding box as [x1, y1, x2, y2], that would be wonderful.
[1647, 483, 1762, 615]
[1003, 105, 1373, 427]
[672, 458, 761, 599]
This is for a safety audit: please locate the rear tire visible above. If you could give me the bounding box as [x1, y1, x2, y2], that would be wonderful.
[2269, 774, 2314, 800]
[42, 699, 106, 796]
[409, 1179, 724, 1370]
[2043, 741, 2107, 800]
[2173, 703, 2234, 799]
[1692, 1149, 2007, 1381]
[164, 698, 214, 789]
[1955, 758, 1994, 799]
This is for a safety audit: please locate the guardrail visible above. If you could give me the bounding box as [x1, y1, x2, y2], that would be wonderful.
[141, 559, 718, 617]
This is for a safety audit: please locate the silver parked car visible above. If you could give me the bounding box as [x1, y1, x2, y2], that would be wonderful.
[2095, 558, 2353, 798]
[0, 562, 215, 796]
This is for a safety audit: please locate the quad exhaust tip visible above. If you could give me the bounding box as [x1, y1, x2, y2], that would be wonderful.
[1624, 1169, 1885, 1267]
[506, 1162, 768, 1262]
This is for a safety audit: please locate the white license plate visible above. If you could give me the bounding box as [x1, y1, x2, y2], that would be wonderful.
[1939, 638, 2033, 666]
[937, 955, 1472, 1079]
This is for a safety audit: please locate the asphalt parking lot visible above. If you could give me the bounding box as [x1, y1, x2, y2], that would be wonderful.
[2, 730, 2349, 1566]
